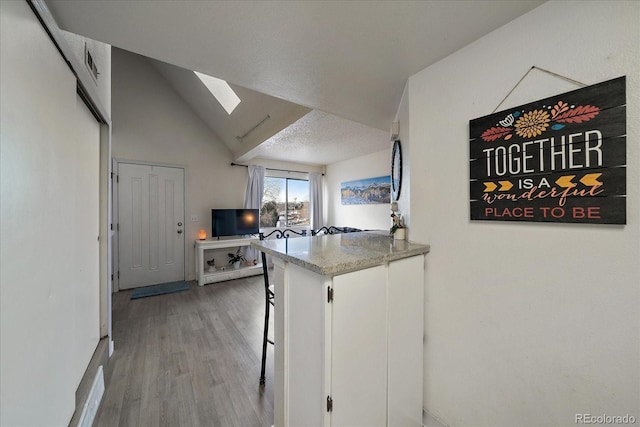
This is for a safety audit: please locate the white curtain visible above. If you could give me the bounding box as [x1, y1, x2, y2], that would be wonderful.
[244, 165, 265, 262]
[309, 172, 324, 231]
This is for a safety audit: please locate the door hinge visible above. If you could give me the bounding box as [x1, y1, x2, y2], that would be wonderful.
[110, 223, 113, 231]
[326, 395, 333, 412]
[116, 174, 119, 183]
[117, 223, 119, 232]
[111, 274, 114, 281]
[117, 271, 120, 279]
[327, 286, 333, 303]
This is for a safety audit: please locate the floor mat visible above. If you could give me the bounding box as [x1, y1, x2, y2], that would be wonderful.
[130, 281, 190, 299]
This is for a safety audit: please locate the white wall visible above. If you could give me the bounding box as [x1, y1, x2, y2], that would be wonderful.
[1, 1, 101, 424]
[407, 2, 640, 426]
[112, 48, 248, 282]
[325, 149, 391, 230]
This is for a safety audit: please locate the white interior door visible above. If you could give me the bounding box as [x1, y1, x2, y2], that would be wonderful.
[118, 163, 185, 289]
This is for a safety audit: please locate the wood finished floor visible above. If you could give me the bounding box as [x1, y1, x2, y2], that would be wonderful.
[95, 276, 274, 427]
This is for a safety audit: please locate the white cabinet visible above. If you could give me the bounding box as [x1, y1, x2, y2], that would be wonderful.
[195, 237, 263, 286]
[273, 254, 425, 426]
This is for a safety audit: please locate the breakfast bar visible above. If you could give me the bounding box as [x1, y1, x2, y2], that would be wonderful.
[252, 231, 430, 427]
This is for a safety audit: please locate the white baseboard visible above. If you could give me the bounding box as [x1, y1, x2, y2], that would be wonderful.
[77, 365, 104, 427]
[109, 339, 114, 357]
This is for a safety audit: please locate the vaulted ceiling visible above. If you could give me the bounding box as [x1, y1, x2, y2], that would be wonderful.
[46, 0, 545, 165]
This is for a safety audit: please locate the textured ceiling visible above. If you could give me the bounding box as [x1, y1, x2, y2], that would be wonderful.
[237, 110, 390, 165]
[46, 0, 546, 165]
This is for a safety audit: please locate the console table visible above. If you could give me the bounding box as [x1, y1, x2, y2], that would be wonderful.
[252, 231, 430, 426]
[195, 237, 263, 286]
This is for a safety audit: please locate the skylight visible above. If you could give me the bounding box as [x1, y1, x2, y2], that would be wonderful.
[194, 71, 241, 114]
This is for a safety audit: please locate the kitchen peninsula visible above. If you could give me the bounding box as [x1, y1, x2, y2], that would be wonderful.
[252, 231, 430, 427]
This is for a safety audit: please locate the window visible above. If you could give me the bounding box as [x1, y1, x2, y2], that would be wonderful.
[194, 71, 241, 114]
[261, 177, 310, 227]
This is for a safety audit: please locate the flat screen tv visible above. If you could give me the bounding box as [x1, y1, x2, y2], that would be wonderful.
[212, 209, 259, 237]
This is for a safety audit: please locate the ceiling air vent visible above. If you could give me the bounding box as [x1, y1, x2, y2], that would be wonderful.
[84, 43, 99, 83]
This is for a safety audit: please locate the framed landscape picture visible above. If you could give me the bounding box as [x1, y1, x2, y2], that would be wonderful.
[341, 176, 391, 205]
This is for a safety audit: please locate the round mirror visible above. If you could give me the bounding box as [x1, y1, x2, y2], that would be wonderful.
[391, 140, 402, 201]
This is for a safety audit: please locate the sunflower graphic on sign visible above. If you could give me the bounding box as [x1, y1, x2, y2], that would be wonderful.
[480, 101, 601, 142]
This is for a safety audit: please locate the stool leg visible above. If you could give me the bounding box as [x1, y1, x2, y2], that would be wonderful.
[259, 251, 269, 386]
[260, 293, 270, 385]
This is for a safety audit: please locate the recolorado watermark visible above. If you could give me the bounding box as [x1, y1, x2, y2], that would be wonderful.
[576, 414, 637, 424]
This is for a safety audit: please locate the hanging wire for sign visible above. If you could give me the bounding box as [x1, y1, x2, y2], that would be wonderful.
[492, 66, 588, 113]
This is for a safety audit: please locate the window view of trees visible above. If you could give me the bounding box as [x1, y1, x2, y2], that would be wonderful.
[260, 177, 310, 227]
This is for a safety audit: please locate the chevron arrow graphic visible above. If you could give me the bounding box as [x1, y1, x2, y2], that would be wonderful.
[556, 175, 576, 188]
[580, 173, 603, 187]
[498, 181, 513, 191]
[483, 182, 497, 192]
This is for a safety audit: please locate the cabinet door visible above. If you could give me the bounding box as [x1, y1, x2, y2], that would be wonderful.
[286, 264, 327, 426]
[388, 255, 424, 426]
[331, 265, 387, 426]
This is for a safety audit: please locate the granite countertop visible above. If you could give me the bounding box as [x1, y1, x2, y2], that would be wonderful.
[251, 231, 430, 276]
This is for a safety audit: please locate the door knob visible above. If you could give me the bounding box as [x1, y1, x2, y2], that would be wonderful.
[178, 222, 183, 226]
[177, 230, 183, 234]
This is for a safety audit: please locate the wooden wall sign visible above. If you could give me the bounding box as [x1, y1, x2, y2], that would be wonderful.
[469, 76, 626, 224]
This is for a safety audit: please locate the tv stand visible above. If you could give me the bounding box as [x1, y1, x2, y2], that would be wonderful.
[195, 236, 263, 286]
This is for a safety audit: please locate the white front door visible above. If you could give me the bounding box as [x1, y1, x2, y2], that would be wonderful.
[117, 163, 185, 289]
